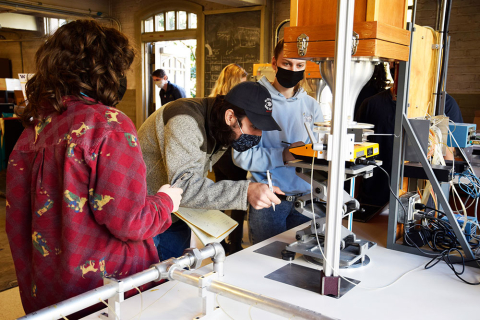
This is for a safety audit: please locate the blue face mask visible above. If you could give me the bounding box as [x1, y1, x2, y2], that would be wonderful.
[231, 120, 261, 152]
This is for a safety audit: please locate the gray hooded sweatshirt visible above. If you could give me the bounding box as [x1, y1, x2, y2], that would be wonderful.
[138, 97, 250, 223]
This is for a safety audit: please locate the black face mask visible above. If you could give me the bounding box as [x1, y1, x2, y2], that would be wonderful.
[232, 134, 261, 152]
[275, 66, 304, 89]
[117, 76, 127, 101]
[231, 120, 261, 152]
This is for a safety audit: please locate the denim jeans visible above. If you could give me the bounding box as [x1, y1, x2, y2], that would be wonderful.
[248, 200, 312, 245]
[153, 219, 191, 261]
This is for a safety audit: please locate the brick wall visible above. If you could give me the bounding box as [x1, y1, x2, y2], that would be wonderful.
[416, 0, 480, 123]
[273, 0, 291, 49]
[4, 1, 475, 124]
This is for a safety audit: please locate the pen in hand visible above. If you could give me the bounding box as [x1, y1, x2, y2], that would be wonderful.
[171, 172, 189, 188]
[266, 170, 275, 211]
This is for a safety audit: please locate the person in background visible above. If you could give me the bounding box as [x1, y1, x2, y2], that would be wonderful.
[152, 68, 186, 106]
[233, 39, 325, 244]
[353, 62, 392, 118]
[210, 63, 248, 254]
[355, 63, 463, 206]
[6, 20, 183, 318]
[138, 81, 284, 261]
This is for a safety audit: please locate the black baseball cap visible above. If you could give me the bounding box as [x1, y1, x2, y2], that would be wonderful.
[225, 82, 281, 131]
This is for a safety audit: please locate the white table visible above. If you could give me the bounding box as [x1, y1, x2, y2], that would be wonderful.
[83, 213, 480, 320]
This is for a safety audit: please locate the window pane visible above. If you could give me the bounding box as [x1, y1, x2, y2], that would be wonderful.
[155, 13, 164, 32]
[407, 9, 412, 23]
[177, 11, 187, 30]
[50, 18, 59, 34]
[188, 13, 197, 29]
[166, 11, 175, 31]
[144, 16, 154, 33]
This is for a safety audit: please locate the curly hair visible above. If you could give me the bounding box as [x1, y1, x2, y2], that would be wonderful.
[20, 19, 136, 126]
[209, 64, 247, 97]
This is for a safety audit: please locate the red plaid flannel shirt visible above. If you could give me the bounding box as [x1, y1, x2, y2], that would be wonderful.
[6, 97, 173, 315]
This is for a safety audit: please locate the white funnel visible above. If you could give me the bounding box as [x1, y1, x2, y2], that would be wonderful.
[319, 58, 379, 126]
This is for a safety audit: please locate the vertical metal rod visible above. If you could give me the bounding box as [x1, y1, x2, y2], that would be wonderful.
[387, 61, 409, 249]
[323, 0, 355, 277]
[387, 21, 415, 250]
[348, 178, 355, 231]
[433, 0, 448, 113]
[438, 35, 451, 116]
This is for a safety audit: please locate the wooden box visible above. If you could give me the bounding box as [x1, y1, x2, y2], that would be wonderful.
[284, 0, 411, 61]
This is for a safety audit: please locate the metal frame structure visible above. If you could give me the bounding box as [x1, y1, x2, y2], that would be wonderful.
[320, 0, 356, 291]
[19, 243, 332, 320]
[386, 21, 475, 263]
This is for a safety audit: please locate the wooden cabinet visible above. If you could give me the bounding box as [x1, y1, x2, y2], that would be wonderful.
[284, 0, 411, 61]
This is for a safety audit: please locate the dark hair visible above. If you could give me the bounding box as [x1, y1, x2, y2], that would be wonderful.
[20, 19, 135, 127]
[210, 95, 246, 147]
[152, 69, 167, 78]
[274, 39, 284, 60]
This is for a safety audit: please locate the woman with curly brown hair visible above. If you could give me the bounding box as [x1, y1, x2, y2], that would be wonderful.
[6, 19, 182, 318]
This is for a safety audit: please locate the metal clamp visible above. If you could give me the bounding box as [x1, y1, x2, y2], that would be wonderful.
[297, 33, 309, 56]
[99, 278, 124, 320]
[351, 31, 359, 55]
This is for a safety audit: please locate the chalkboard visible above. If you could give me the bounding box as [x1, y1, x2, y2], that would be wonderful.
[204, 10, 261, 96]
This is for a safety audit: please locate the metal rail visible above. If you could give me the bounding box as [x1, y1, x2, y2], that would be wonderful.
[19, 242, 331, 320]
[322, 0, 355, 279]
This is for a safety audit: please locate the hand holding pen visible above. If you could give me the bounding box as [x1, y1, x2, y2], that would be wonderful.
[266, 170, 275, 211]
[157, 172, 188, 212]
[171, 172, 189, 188]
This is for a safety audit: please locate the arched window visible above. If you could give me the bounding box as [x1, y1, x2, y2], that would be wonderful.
[140, 9, 199, 118]
[135, 2, 204, 127]
[143, 11, 197, 33]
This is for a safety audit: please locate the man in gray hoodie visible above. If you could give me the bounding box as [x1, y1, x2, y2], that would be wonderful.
[138, 81, 283, 260]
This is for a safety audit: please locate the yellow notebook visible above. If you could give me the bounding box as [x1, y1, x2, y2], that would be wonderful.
[173, 208, 238, 245]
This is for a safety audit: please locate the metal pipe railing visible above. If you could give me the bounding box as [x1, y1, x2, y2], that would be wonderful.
[19, 264, 164, 319]
[19, 242, 331, 320]
[19, 243, 223, 320]
[208, 281, 336, 320]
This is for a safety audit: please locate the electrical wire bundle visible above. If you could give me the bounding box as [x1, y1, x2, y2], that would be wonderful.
[454, 169, 480, 221]
[414, 204, 480, 251]
[355, 157, 480, 285]
[416, 208, 480, 285]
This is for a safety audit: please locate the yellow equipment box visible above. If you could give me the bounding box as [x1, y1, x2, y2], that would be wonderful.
[290, 142, 379, 163]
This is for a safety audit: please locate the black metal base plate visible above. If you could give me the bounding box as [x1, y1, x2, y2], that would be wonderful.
[265, 263, 360, 298]
[253, 241, 290, 259]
